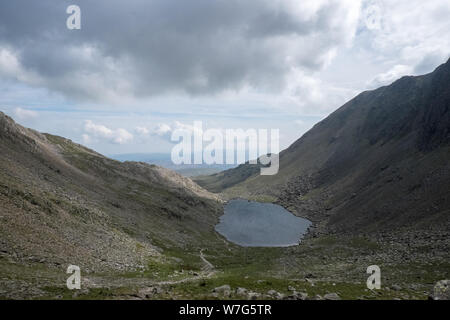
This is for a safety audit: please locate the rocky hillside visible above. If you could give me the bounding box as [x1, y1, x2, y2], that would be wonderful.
[197, 58, 450, 234]
[0, 112, 222, 272]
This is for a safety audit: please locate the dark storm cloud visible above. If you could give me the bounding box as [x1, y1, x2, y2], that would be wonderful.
[0, 0, 359, 101]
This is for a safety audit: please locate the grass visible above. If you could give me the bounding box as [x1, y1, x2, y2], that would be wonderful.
[1, 231, 447, 300]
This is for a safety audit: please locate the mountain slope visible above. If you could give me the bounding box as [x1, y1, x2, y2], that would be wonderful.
[0, 113, 222, 272]
[198, 58, 450, 233]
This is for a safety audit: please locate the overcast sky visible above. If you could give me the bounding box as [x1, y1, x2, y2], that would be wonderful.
[1, 0, 449, 155]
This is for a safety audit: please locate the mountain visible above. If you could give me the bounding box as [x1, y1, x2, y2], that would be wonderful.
[110, 153, 237, 177]
[194, 161, 264, 193]
[1, 60, 449, 300]
[0, 112, 222, 273]
[196, 58, 450, 234]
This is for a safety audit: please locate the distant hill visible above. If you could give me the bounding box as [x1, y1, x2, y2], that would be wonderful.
[197, 58, 450, 234]
[110, 153, 237, 177]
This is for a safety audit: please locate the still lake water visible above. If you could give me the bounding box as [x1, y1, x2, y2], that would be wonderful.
[215, 199, 312, 247]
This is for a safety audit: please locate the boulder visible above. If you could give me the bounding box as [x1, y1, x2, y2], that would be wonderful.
[247, 291, 261, 300]
[431, 280, 450, 300]
[213, 284, 231, 297]
[267, 290, 284, 300]
[324, 293, 341, 300]
[235, 287, 248, 296]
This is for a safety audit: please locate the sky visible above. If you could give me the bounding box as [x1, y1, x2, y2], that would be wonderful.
[0, 0, 449, 156]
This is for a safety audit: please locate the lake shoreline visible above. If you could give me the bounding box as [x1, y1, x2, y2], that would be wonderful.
[215, 199, 312, 247]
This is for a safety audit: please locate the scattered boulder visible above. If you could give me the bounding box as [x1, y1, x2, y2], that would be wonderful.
[431, 280, 450, 300]
[247, 291, 261, 300]
[305, 278, 315, 286]
[235, 287, 248, 296]
[324, 293, 341, 300]
[138, 286, 163, 299]
[213, 285, 231, 297]
[285, 291, 308, 300]
[267, 290, 284, 300]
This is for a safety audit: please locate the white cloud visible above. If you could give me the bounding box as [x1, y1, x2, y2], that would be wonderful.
[13, 107, 38, 120]
[151, 123, 172, 140]
[361, 0, 450, 83]
[368, 64, 414, 88]
[149, 121, 204, 143]
[135, 126, 149, 136]
[81, 134, 92, 144]
[83, 120, 133, 145]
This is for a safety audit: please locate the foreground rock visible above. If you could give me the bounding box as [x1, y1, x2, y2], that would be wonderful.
[212, 285, 231, 297]
[323, 293, 341, 300]
[431, 280, 450, 300]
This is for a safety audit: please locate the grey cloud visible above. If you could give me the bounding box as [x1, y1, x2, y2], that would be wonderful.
[0, 0, 360, 101]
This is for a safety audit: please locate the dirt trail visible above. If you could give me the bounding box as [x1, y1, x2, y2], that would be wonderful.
[82, 249, 217, 289]
[199, 249, 214, 270]
[156, 249, 215, 285]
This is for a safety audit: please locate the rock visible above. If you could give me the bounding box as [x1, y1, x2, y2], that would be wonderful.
[72, 289, 90, 298]
[431, 280, 450, 300]
[236, 287, 248, 296]
[247, 291, 261, 300]
[305, 278, 315, 286]
[288, 286, 296, 292]
[138, 286, 162, 299]
[286, 291, 308, 300]
[324, 293, 341, 300]
[213, 285, 231, 297]
[296, 292, 308, 300]
[213, 284, 231, 292]
[276, 293, 285, 300]
[391, 285, 402, 291]
[267, 290, 284, 300]
[267, 289, 278, 296]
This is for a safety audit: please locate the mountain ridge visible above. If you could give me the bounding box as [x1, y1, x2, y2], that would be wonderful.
[0, 112, 222, 272]
[195, 58, 450, 234]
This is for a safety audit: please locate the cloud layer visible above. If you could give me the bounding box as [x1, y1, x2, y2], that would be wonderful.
[0, 0, 361, 102]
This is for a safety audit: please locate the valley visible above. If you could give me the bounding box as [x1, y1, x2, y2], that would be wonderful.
[1, 59, 450, 300]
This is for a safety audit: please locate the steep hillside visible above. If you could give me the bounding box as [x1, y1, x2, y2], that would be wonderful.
[0, 112, 222, 273]
[199, 58, 450, 233]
